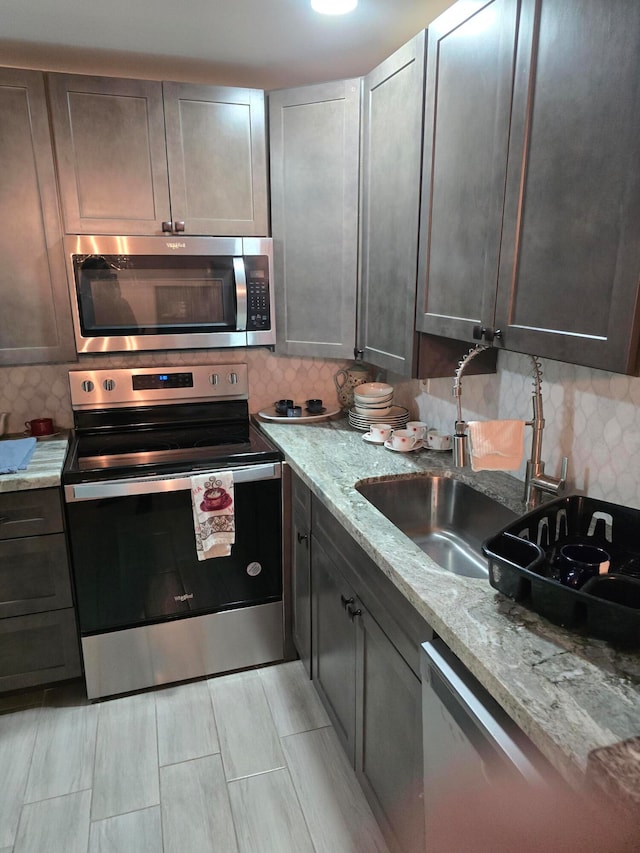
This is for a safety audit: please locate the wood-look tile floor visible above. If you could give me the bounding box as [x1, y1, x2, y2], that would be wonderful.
[0, 661, 390, 853]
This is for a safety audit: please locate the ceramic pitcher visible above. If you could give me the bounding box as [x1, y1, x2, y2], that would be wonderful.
[334, 362, 376, 411]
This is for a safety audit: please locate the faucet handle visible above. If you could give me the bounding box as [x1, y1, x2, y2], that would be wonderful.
[559, 456, 569, 488]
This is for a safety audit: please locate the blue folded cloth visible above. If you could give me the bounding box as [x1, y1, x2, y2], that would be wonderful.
[0, 437, 38, 474]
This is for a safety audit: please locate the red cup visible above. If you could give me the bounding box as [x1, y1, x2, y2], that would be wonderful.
[25, 418, 54, 436]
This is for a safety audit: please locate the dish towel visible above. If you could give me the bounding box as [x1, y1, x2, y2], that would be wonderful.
[190, 471, 235, 560]
[0, 438, 37, 474]
[467, 420, 526, 472]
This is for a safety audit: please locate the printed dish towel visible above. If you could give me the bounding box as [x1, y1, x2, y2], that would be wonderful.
[467, 420, 526, 472]
[0, 437, 37, 474]
[191, 471, 235, 559]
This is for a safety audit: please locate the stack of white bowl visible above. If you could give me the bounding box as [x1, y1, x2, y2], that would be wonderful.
[348, 382, 409, 431]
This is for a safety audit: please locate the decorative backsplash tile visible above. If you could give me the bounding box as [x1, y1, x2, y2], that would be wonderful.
[0, 350, 350, 434]
[392, 350, 640, 510]
[3, 346, 640, 509]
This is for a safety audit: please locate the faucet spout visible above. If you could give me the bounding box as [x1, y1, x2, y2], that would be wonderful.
[452, 350, 568, 510]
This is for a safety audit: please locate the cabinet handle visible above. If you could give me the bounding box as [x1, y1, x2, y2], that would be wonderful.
[296, 532, 308, 544]
[346, 604, 362, 622]
[174, 221, 186, 233]
[340, 595, 354, 610]
[472, 326, 503, 343]
[161, 221, 173, 233]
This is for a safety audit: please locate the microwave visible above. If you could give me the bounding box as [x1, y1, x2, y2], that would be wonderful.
[64, 236, 275, 354]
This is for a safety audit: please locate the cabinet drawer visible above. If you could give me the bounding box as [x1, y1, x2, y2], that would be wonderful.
[0, 488, 63, 540]
[0, 608, 81, 692]
[0, 533, 72, 618]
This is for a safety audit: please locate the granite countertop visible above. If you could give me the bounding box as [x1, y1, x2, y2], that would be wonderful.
[0, 433, 69, 492]
[255, 415, 640, 792]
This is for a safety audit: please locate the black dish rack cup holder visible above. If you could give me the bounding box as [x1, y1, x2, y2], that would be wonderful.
[482, 495, 640, 646]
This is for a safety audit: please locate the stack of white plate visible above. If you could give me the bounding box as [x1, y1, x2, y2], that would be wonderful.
[349, 382, 409, 430]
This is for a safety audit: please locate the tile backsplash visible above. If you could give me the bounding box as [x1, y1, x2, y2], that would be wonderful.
[3, 346, 640, 510]
[393, 350, 640, 510]
[0, 350, 349, 434]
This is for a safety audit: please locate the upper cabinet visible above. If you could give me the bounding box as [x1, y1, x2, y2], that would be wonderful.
[47, 74, 269, 237]
[269, 80, 360, 359]
[358, 32, 426, 376]
[417, 0, 640, 375]
[0, 68, 76, 365]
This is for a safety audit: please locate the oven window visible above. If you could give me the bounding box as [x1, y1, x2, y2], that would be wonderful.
[65, 478, 282, 634]
[74, 254, 236, 335]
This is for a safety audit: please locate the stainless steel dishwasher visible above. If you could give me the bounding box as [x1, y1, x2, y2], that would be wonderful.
[421, 638, 553, 801]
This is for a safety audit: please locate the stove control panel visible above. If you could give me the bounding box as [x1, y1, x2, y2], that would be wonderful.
[69, 364, 249, 408]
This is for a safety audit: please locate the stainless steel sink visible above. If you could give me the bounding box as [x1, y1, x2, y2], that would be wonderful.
[356, 475, 517, 579]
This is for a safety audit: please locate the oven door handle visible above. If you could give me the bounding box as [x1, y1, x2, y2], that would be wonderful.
[64, 462, 280, 502]
[234, 257, 248, 331]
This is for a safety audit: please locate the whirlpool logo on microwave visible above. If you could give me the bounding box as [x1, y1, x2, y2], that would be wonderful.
[166, 241, 187, 249]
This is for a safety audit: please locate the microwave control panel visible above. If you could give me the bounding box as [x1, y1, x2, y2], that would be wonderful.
[246, 277, 271, 331]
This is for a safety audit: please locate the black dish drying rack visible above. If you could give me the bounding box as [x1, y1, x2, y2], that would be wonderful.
[483, 495, 640, 647]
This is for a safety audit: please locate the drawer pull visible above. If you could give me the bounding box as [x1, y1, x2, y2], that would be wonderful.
[347, 604, 362, 622]
[340, 595, 354, 610]
[296, 532, 308, 544]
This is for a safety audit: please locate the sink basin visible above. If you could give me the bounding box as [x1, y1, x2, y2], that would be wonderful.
[356, 475, 517, 579]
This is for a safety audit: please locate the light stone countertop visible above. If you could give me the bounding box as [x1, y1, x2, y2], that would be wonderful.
[0, 433, 69, 492]
[255, 415, 640, 791]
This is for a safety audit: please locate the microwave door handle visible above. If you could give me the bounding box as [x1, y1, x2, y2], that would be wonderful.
[233, 257, 248, 331]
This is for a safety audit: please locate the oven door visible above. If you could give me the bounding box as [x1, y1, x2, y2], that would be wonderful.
[64, 463, 282, 636]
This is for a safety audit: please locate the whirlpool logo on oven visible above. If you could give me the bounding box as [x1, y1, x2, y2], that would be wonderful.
[174, 593, 194, 602]
[166, 241, 186, 249]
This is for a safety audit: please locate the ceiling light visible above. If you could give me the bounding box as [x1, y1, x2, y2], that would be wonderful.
[311, 0, 358, 14]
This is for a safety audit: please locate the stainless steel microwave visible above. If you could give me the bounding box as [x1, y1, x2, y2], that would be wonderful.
[64, 236, 275, 354]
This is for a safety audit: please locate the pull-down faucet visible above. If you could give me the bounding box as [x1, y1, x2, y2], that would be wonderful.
[452, 345, 568, 511]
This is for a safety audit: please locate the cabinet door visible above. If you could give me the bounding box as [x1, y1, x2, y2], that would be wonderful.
[163, 83, 269, 236]
[0, 68, 76, 365]
[356, 607, 425, 853]
[494, 0, 640, 373]
[0, 608, 81, 692]
[415, 0, 520, 342]
[291, 472, 312, 675]
[269, 80, 360, 358]
[311, 535, 358, 763]
[359, 33, 426, 377]
[0, 533, 72, 619]
[47, 73, 171, 235]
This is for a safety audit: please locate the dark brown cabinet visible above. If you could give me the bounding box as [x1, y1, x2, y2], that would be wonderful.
[47, 74, 269, 237]
[268, 79, 360, 359]
[311, 496, 431, 853]
[0, 488, 81, 691]
[358, 31, 427, 377]
[291, 469, 312, 676]
[0, 68, 76, 366]
[417, 0, 640, 375]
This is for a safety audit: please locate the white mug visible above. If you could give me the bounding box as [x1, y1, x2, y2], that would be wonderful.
[426, 429, 452, 451]
[391, 429, 417, 451]
[370, 423, 393, 442]
[406, 421, 427, 441]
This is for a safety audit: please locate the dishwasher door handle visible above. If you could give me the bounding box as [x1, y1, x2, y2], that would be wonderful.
[65, 462, 281, 502]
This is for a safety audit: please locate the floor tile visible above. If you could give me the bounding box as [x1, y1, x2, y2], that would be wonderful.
[259, 660, 331, 736]
[14, 790, 91, 853]
[209, 670, 285, 780]
[161, 754, 238, 853]
[156, 679, 219, 766]
[89, 806, 162, 853]
[0, 706, 40, 848]
[229, 768, 315, 853]
[283, 727, 390, 853]
[91, 691, 159, 821]
[25, 681, 99, 803]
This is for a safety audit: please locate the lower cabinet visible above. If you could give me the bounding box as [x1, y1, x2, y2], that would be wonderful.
[291, 470, 312, 676]
[0, 488, 81, 691]
[310, 495, 431, 853]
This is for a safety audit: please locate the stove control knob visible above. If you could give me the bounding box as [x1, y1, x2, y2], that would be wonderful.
[209, 373, 219, 385]
[102, 379, 116, 391]
[80, 380, 94, 393]
[229, 372, 238, 384]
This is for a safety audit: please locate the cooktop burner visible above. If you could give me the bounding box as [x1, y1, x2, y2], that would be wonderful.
[62, 364, 281, 484]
